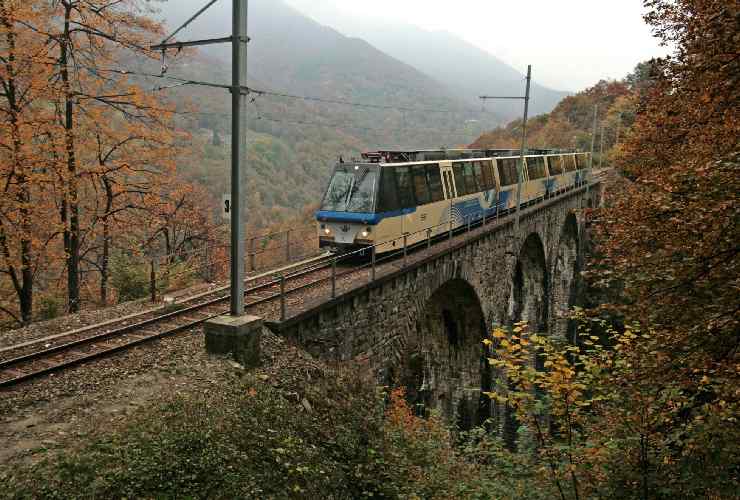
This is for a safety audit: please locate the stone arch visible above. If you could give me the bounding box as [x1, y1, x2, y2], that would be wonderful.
[508, 233, 549, 332]
[397, 278, 489, 428]
[504, 232, 548, 448]
[551, 213, 580, 342]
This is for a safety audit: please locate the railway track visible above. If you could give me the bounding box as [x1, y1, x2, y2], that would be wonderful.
[0, 177, 608, 390]
[0, 253, 335, 389]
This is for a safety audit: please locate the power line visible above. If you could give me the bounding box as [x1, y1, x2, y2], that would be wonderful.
[76, 64, 493, 117]
[20, 55, 503, 118]
[250, 87, 483, 115]
[158, 0, 221, 46]
[252, 111, 485, 138]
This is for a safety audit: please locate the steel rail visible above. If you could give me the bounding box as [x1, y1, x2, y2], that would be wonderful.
[0, 252, 331, 357]
[0, 255, 335, 388]
[0, 176, 607, 389]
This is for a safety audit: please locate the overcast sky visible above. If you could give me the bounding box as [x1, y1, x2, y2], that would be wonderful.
[283, 0, 668, 91]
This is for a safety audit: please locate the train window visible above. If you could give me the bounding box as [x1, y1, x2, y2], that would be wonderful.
[376, 168, 399, 212]
[463, 162, 478, 194]
[473, 162, 486, 191]
[321, 169, 354, 211]
[395, 166, 416, 209]
[527, 157, 547, 179]
[498, 158, 519, 186]
[480, 160, 495, 190]
[548, 156, 564, 175]
[563, 155, 576, 171]
[453, 163, 465, 198]
[321, 165, 379, 212]
[426, 164, 444, 202]
[412, 164, 431, 205]
[575, 154, 586, 170]
[346, 168, 378, 212]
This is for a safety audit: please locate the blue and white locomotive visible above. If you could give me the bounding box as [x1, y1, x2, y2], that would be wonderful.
[316, 149, 591, 254]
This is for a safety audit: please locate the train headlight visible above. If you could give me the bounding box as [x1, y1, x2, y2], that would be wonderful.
[324, 227, 331, 235]
[361, 227, 371, 238]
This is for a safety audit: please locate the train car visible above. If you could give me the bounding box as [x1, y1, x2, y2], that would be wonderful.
[316, 149, 591, 254]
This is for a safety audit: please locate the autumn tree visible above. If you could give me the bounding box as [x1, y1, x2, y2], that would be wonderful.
[471, 80, 632, 153]
[581, 0, 739, 494]
[84, 104, 184, 304]
[0, 0, 220, 324]
[600, 0, 738, 372]
[0, 1, 58, 324]
[36, 0, 166, 312]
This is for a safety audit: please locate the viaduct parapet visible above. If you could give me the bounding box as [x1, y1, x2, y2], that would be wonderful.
[266, 184, 602, 431]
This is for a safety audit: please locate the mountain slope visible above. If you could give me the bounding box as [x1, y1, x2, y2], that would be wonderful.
[159, 0, 501, 138]
[153, 0, 500, 221]
[354, 27, 571, 119]
[279, 3, 569, 119]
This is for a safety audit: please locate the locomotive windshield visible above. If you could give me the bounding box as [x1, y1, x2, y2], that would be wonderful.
[320, 164, 378, 212]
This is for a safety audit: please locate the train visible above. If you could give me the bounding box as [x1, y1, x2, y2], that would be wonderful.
[315, 148, 591, 254]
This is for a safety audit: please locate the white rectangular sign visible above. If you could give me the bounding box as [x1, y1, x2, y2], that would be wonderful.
[221, 194, 231, 220]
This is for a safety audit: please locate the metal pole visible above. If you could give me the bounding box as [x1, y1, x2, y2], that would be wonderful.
[285, 229, 291, 262]
[598, 123, 605, 169]
[331, 259, 336, 298]
[587, 104, 598, 198]
[150, 260, 156, 303]
[229, 0, 248, 316]
[403, 234, 408, 266]
[371, 245, 376, 281]
[589, 104, 598, 169]
[279, 274, 285, 321]
[514, 65, 531, 235]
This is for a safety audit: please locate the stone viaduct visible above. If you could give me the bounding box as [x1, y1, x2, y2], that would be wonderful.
[264, 183, 602, 432]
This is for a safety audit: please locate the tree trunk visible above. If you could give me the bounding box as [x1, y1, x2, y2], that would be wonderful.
[0, 4, 33, 324]
[60, 2, 80, 313]
[100, 176, 113, 305]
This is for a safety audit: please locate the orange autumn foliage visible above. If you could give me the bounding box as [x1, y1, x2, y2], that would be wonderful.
[0, 1, 220, 326]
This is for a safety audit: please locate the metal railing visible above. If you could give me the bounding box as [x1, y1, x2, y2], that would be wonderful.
[269, 176, 597, 321]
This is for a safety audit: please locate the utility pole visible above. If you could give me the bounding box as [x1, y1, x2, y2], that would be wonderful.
[587, 104, 598, 200]
[589, 104, 598, 169]
[479, 64, 532, 235]
[230, 0, 247, 316]
[154, 0, 250, 316]
[515, 65, 531, 234]
[598, 122, 605, 170]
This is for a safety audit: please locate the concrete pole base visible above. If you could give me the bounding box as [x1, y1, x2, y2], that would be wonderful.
[204, 314, 262, 368]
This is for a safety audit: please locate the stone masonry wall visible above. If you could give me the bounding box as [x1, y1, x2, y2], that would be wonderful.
[268, 187, 598, 424]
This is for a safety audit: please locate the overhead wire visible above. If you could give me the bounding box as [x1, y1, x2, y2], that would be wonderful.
[158, 0, 221, 46]
[248, 94, 489, 138]
[249, 87, 484, 115]
[68, 62, 496, 117]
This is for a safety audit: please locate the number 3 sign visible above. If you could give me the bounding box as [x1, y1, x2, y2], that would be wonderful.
[222, 194, 231, 220]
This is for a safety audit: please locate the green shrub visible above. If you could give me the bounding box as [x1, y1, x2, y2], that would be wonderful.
[0, 365, 550, 499]
[36, 295, 63, 321]
[110, 253, 151, 302]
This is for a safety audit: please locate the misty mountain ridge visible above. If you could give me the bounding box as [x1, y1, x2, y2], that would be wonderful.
[281, 0, 570, 119]
[158, 0, 498, 128]
[154, 0, 502, 217]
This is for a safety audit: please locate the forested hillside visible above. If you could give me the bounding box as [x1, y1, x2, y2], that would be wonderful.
[471, 76, 637, 159]
[0, 0, 499, 325]
[0, 0, 737, 498]
[157, 0, 499, 221]
[296, 17, 570, 119]
[468, 1, 739, 496]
